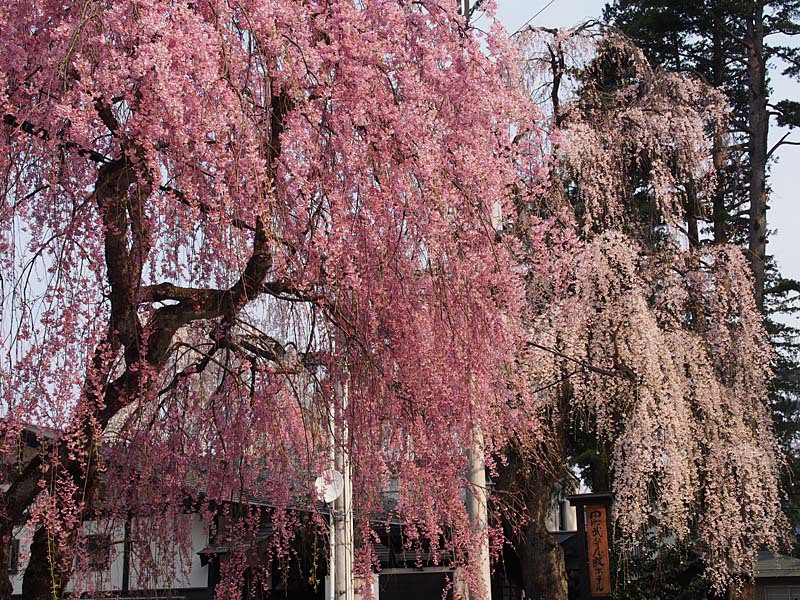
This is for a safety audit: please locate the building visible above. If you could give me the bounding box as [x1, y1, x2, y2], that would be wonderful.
[4, 425, 579, 600]
[755, 550, 800, 600]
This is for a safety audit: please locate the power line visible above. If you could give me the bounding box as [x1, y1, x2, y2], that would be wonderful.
[512, 0, 560, 36]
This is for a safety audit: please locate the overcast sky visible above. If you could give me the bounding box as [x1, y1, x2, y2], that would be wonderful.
[491, 0, 800, 288]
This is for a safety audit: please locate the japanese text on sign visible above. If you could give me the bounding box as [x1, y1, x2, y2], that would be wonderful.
[586, 504, 611, 597]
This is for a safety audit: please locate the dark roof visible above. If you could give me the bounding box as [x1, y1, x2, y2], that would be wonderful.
[552, 531, 576, 545]
[20, 423, 60, 446]
[567, 493, 612, 507]
[756, 550, 800, 579]
[197, 523, 274, 565]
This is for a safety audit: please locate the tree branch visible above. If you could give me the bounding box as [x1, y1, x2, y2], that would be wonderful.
[3, 114, 110, 163]
[525, 341, 626, 379]
[767, 131, 800, 158]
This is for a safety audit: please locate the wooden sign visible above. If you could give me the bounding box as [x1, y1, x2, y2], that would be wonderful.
[586, 504, 611, 597]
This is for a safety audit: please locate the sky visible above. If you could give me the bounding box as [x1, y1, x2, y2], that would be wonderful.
[491, 0, 800, 290]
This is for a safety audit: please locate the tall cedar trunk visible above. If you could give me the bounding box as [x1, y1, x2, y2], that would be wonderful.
[687, 180, 707, 329]
[747, 1, 768, 312]
[588, 444, 611, 494]
[687, 178, 700, 249]
[711, 8, 728, 244]
[712, 122, 728, 243]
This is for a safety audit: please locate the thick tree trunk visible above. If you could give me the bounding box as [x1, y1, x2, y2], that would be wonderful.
[728, 582, 755, 600]
[5, 93, 290, 599]
[1, 453, 47, 600]
[496, 390, 570, 600]
[21, 449, 102, 600]
[518, 483, 569, 600]
[22, 527, 69, 600]
[0, 529, 12, 600]
[747, 2, 768, 312]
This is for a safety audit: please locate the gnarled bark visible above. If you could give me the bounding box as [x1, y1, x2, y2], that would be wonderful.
[7, 91, 292, 600]
[496, 389, 569, 600]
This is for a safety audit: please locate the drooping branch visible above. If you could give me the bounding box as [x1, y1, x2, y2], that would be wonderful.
[2, 114, 110, 163]
[526, 341, 627, 379]
[10, 87, 295, 600]
[1, 5, 538, 599]
[109, 89, 295, 415]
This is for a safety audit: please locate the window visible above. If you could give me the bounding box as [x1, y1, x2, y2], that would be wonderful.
[764, 585, 797, 600]
[86, 535, 110, 571]
[7, 539, 19, 575]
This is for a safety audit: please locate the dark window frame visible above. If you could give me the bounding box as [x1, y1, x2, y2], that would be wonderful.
[7, 538, 19, 575]
[86, 534, 111, 571]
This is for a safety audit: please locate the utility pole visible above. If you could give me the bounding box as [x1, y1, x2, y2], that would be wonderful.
[466, 428, 492, 600]
[332, 379, 354, 600]
[461, 0, 493, 588]
[460, 0, 470, 22]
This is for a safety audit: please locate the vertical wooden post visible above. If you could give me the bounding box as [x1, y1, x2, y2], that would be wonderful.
[121, 516, 131, 594]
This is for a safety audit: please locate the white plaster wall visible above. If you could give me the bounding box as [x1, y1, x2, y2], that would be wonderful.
[561, 499, 577, 531]
[10, 523, 27, 596]
[11, 519, 126, 595]
[10, 514, 208, 595]
[129, 514, 209, 590]
[66, 520, 126, 593]
[354, 573, 379, 600]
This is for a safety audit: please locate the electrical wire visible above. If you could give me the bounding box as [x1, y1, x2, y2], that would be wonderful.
[512, 0, 560, 36]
